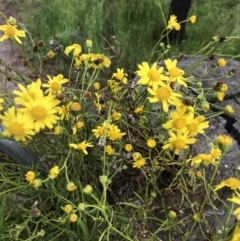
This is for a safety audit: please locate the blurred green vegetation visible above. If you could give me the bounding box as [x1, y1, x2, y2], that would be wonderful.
[3, 0, 240, 69]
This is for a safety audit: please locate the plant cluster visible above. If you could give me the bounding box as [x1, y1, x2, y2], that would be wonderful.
[1, 3, 240, 241]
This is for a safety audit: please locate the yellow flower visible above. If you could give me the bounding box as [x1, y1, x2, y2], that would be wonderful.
[125, 144, 133, 152]
[105, 145, 115, 155]
[112, 111, 121, 121]
[217, 58, 226, 67]
[167, 15, 178, 29]
[164, 59, 188, 87]
[112, 68, 128, 84]
[90, 53, 111, 69]
[25, 171, 35, 183]
[108, 125, 126, 141]
[92, 121, 111, 138]
[217, 91, 225, 101]
[69, 214, 78, 223]
[0, 98, 4, 110]
[47, 50, 56, 59]
[219, 83, 228, 92]
[224, 105, 235, 114]
[13, 79, 43, 103]
[187, 153, 214, 166]
[217, 134, 232, 152]
[69, 140, 94, 155]
[147, 139, 156, 148]
[108, 79, 122, 93]
[64, 43, 82, 56]
[93, 82, 100, 90]
[83, 184, 93, 194]
[0, 23, 26, 44]
[133, 152, 142, 161]
[174, 23, 181, 31]
[214, 178, 240, 191]
[57, 102, 72, 120]
[186, 115, 209, 136]
[86, 39, 93, 48]
[162, 111, 194, 134]
[48, 166, 60, 179]
[66, 182, 77, 191]
[70, 102, 81, 112]
[147, 83, 182, 112]
[42, 74, 69, 94]
[227, 224, 240, 241]
[0, 106, 35, 141]
[133, 158, 146, 168]
[210, 144, 222, 160]
[162, 130, 196, 155]
[54, 125, 64, 135]
[16, 92, 60, 133]
[64, 204, 73, 214]
[136, 62, 169, 90]
[72, 121, 84, 134]
[134, 105, 144, 114]
[189, 15, 197, 24]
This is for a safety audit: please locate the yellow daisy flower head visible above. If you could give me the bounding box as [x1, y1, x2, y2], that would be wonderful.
[69, 214, 78, 223]
[132, 152, 142, 161]
[217, 58, 226, 67]
[0, 98, 4, 110]
[217, 134, 232, 152]
[66, 182, 77, 192]
[162, 130, 197, 155]
[133, 158, 146, 168]
[134, 105, 144, 114]
[186, 115, 209, 136]
[112, 68, 128, 84]
[147, 138, 156, 148]
[70, 102, 81, 112]
[48, 166, 60, 179]
[15, 92, 60, 133]
[47, 50, 56, 59]
[189, 15, 197, 24]
[147, 83, 182, 112]
[187, 153, 214, 167]
[210, 144, 222, 160]
[0, 22, 26, 44]
[105, 145, 115, 155]
[125, 144, 133, 152]
[136, 62, 169, 90]
[224, 105, 235, 114]
[108, 79, 122, 93]
[214, 177, 240, 192]
[64, 43, 82, 57]
[90, 53, 111, 69]
[69, 140, 94, 155]
[216, 91, 225, 101]
[167, 15, 178, 29]
[42, 74, 69, 94]
[174, 23, 181, 31]
[13, 78, 43, 103]
[0, 106, 35, 141]
[112, 111, 122, 121]
[57, 101, 72, 120]
[72, 121, 84, 134]
[64, 204, 73, 214]
[93, 82, 101, 90]
[86, 39, 93, 48]
[92, 121, 111, 138]
[162, 111, 194, 134]
[25, 171, 36, 183]
[164, 59, 188, 87]
[108, 125, 126, 141]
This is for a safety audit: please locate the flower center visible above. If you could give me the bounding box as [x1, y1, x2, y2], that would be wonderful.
[31, 105, 47, 120]
[174, 139, 185, 149]
[169, 67, 182, 77]
[9, 122, 25, 136]
[78, 143, 86, 150]
[173, 117, 186, 129]
[211, 149, 221, 159]
[155, 87, 171, 100]
[115, 73, 124, 81]
[187, 122, 198, 133]
[51, 82, 61, 91]
[147, 69, 160, 82]
[6, 25, 16, 37]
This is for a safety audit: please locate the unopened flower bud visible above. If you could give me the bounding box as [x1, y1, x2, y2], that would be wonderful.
[83, 184, 93, 194]
[168, 210, 177, 219]
[66, 182, 77, 191]
[77, 203, 87, 212]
